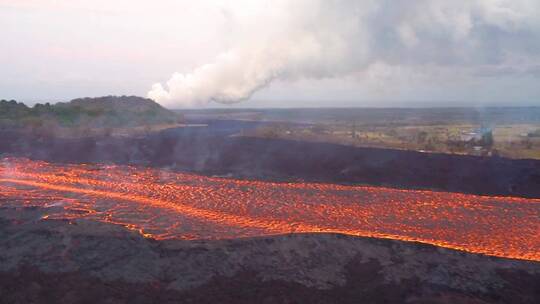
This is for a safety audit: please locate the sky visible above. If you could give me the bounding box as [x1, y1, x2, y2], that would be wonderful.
[1, 0, 540, 108]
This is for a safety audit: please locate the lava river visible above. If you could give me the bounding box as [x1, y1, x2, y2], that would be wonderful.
[0, 157, 539, 261]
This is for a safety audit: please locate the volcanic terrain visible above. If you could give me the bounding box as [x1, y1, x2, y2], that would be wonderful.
[1, 101, 539, 303]
[1, 207, 539, 304]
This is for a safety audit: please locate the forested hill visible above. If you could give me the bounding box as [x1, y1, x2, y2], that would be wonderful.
[0, 96, 181, 130]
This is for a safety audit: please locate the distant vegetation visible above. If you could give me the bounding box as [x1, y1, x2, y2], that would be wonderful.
[185, 108, 540, 160]
[0, 96, 182, 136]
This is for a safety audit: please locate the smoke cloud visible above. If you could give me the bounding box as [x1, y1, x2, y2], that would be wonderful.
[148, 0, 540, 107]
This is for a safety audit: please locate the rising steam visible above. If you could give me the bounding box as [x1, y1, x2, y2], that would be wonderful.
[148, 0, 540, 107]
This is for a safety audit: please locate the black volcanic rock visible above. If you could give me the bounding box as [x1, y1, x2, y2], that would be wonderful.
[2, 120, 539, 198]
[0, 207, 538, 303]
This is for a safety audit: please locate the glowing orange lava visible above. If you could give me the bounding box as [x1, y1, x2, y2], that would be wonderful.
[1, 157, 539, 261]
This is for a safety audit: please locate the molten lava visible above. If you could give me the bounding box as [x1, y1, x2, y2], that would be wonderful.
[1, 157, 539, 261]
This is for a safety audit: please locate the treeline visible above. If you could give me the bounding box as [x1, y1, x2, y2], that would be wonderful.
[0, 96, 181, 130]
[1, 99, 86, 127]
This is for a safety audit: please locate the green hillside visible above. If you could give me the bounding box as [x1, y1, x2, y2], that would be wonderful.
[0, 96, 182, 130]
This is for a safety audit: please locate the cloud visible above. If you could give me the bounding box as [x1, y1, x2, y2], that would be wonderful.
[2, 0, 539, 105]
[148, 0, 540, 107]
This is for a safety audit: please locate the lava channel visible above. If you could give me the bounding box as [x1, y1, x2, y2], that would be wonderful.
[1, 157, 539, 261]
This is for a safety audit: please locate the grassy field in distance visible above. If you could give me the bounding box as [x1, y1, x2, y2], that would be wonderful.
[182, 107, 540, 160]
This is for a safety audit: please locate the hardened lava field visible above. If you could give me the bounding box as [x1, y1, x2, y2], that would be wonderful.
[1, 157, 538, 261]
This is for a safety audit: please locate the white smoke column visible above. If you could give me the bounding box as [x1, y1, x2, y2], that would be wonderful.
[148, 48, 284, 107]
[148, 0, 368, 107]
[148, 0, 540, 107]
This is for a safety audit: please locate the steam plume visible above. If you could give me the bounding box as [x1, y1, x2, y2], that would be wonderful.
[148, 0, 540, 107]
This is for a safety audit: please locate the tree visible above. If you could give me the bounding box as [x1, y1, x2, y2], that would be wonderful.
[522, 138, 533, 149]
[480, 130, 493, 147]
[416, 131, 428, 144]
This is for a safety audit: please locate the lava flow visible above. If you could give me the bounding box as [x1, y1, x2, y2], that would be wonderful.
[1, 157, 539, 261]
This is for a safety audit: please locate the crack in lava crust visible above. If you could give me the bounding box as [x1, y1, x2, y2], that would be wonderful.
[1, 157, 539, 261]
